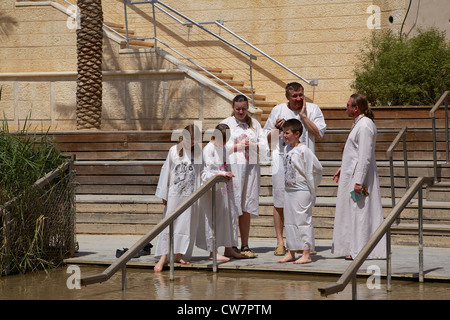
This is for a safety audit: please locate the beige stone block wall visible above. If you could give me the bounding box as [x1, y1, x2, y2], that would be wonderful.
[105, 0, 408, 108]
[0, 0, 234, 131]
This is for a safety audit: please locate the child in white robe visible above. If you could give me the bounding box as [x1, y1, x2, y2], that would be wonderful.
[154, 124, 202, 272]
[277, 119, 323, 264]
[196, 124, 246, 260]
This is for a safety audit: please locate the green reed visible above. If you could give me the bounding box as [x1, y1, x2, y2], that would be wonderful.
[0, 115, 74, 275]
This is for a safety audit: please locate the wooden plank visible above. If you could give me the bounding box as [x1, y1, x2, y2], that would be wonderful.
[76, 185, 156, 194]
[75, 164, 163, 175]
[56, 142, 173, 152]
[76, 175, 159, 185]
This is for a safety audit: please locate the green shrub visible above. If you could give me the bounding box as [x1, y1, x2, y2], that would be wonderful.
[352, 28, 450, 106]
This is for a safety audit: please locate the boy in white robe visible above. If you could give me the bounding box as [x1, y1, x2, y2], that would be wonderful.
[197, 124, 246, 260]
[277, 119, 323, 264]
[154, 124, 202, 272]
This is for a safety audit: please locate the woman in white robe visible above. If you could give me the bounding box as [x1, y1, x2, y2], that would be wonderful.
[154, 125, 202, 272]
[331, 94, 386, 260]
[220, 95, 269, 257]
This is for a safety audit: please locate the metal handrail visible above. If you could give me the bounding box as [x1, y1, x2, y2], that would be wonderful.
[318, 176, 434, 299]
[124, 0, 317, 106]
[386, 126, 409, 220]
[124, 0, 257, 107]
[80, 174, 229, 288]
[430, 90, 449, 183]
[215, 22, 318, 86]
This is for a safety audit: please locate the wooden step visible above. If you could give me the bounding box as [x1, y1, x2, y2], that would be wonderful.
[193, 66, 223, 73]
[200, 71, 234, 80]
[75, 193, 450, 247]
[104, 21, 125, 29]
[253, 100, 277, 109]
[120, 40, 154, 49]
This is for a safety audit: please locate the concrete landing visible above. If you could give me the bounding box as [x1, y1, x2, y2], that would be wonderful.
[65, 234, 450, 282]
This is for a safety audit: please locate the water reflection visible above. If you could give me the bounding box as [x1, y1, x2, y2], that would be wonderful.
[1, 266, 450, 300]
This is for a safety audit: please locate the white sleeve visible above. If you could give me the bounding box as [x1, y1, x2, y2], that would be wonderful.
[292, 148, 323, 195]
[201, 147, 228, 183]
[353, 123, 375, 185]
[155, 150, 172, 200]
[309, 104, 327, 139]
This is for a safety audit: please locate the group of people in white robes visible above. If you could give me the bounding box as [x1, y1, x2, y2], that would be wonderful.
[153, 83, 386, 272]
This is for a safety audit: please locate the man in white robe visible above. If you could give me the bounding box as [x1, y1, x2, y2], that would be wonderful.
[264, 82, 327, 255]
[331, 94, 386, 260]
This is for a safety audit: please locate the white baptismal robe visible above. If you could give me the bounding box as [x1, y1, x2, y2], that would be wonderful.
[263, 102, 327, 208]
[220, 116, 269, 216]
[332, 115, 386, 259]
[196, 142, 239, 251]
[154, 145, 201, 259]
[283, 144, 323, 251]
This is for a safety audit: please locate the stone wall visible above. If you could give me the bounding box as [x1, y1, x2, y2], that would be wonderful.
[2, 0, 448, 131]
[0, 0, 236, 130]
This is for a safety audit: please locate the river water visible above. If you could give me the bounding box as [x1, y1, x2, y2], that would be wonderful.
[1, 265, 450, 300]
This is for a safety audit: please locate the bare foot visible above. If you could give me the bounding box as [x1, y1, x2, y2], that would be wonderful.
[175, 254, 190, 265]
[154, 255, 167, 272]
[224, 247, 246, 259]
[277, 252, 296, 263]
[210, 252, 231, 262]
[294, 255, 312, 264]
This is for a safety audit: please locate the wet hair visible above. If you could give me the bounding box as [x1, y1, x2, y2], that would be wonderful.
[350, 93, 374, 121]
[211, 123, 230, 143]
[282, 118, 303, 137]
[232, 94, 254, 130]
[178, 124, 200, 157]
[285, 82, 304, 96]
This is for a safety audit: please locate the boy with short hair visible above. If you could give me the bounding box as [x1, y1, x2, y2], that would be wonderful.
[277, 119, 323, 264]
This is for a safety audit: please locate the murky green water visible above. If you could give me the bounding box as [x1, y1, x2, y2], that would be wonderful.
[1, 265, 450, 300]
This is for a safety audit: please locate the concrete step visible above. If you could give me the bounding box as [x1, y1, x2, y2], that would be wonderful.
[75, 193, 450, 247]
[427, 181, 450, 201]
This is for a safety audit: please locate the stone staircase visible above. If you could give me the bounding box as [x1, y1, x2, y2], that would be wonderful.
[193, 66, 277, 120]
[104, 21, 155, 49]
[103, 22, 277, 122]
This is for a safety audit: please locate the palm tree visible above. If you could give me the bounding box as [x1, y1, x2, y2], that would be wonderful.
[76, 0, 103, 129]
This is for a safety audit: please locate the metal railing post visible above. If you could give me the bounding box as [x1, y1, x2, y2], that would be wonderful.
[351, 274, 357, 300]
[445, 95, 449, 164]
[402, 134, 409, 189]
[169, 221, 174, 281]
[432, 117, 438, 183]
[151, 1, 158, 49]
[430, 91, 449, 183]
[387, 126, 408, 225]
[122, 265, 127, 290]
[386, 229, 392, 292]
[418, 187, 424, 282]
[249, 57, 255, 109]
[212, 184, 217, 273]
[123, 0, 130, 49]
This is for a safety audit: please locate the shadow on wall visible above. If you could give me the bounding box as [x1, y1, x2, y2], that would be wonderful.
[0, 12, 18, 38]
